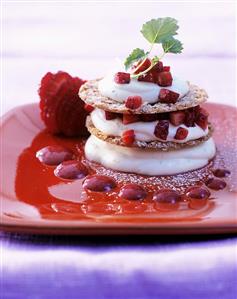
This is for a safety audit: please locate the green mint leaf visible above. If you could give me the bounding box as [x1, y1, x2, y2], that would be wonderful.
[124, 48, 146, 69]
[141, 17, 178, 44]
[162, 37, 183, 54]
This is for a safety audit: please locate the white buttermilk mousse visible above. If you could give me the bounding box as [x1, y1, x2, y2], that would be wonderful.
[85, 135, 216, 176]
[98, 73, 189, 104]
[91, 108, 208, 143]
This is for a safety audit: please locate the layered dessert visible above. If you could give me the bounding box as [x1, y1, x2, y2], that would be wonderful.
[80, 17, 216, 176]
[9, 17, 233, 222]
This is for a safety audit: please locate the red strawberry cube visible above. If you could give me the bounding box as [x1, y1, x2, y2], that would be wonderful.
[105, 111, 118, 120]
[114, 72, 130, 84]
[152, 61, 163, 72]
[163, 66, 170, 72]
[154, 120, 169, 140]
[184, 108, 196, 127]
[138, 72, 154, 83]
[122, 130, 135, 146]
[157, 71, 173, 87]
[125, 96, 142, 109]
[122, 114, 140, 124]
[174, 127, 188, 140]
[84, 104, 94, 113]
[159, 89, 179, 104]
[195, 107, 209, 130]
[133, 58, 151, 74]
[169, 111, 186, 126]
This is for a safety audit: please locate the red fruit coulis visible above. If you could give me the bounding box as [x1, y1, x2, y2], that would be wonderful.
[1, 103, 237, 223]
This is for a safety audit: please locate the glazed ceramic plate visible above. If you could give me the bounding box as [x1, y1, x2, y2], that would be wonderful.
[0, 103, 237, 235]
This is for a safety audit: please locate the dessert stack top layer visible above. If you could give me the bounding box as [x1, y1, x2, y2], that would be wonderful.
[79, 79, 208, 114]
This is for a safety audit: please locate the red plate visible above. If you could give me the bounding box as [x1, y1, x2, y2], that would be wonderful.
[1, 103, 237, 235]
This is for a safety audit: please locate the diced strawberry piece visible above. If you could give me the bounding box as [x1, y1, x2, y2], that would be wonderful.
[138, 72, 155, 83]
[154, 120, 169, 140]
[169, 111, 186, 126]
[133, 58, 151, 74]
[123, 114, 140, 124]
[122, 130, 135, 146]
[152, 61, 163, 72]
[174, 127, 188, 140]
[184, 108, 196, 127]
[105, 111, 118, 120]
[157, 71, 173, 87]
[125, 96, 142, 109]
[195, 107, 209, 130]
[84, 104, 94, 113]
[163, 66, 170, 72]
[38, 71, 88, 137]
[159, 89, 179, 104]
[114, 72, 130, 84]
[140, 114, 158, 122]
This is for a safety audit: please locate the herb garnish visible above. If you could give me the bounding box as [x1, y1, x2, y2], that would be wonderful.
[124, 17, 183, 78]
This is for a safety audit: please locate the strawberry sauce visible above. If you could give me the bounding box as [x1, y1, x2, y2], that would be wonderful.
[1, 103, 237, 223]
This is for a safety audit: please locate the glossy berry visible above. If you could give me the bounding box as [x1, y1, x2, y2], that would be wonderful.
[213, 168, 231, 178]
[83, 175, 116, 192]
[114, 72, 130, 84]
[133, 58, 151, 74]
[154, 120, 169, 140]
[186, 186, 210, 210]
[122, 130, 135, 146]
[84, 104, 94, 113]
[123, 114, 140, 124]
[39, 71, 88, 137]
[119, 183, 147, 200]
[174, 127, 188, 140]
[125, 96, 142, 109]
[105, 111, 118, 120]
[159, 89, 179, 104]
[169, 111, 186, 126]
[205, 178, 226, 190]
[153, 189, 181, 211]
[153, 189, 181, 203]
[54, 160, 89, 180]
[36, 146, 74, 166]
[157, 71, 173, 87]
[186, 186, 210, 200]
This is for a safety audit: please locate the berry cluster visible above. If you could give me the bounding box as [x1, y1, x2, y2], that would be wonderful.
[114, 59, 172, 87]
[101, 105, 209, 130]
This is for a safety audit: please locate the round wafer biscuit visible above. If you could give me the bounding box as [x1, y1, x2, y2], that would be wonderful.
[80, 79, 208, 114]
[86, 117, 213, 151]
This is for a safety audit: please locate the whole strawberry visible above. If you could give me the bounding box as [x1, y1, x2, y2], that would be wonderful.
[39, 71, 88, 137]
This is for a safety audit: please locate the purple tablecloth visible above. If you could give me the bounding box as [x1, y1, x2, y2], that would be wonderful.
[1, 233, 237, 299]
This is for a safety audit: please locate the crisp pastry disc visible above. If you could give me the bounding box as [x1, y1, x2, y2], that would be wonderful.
[79, 79, 208, 114]
[86, 116, 214, 151]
